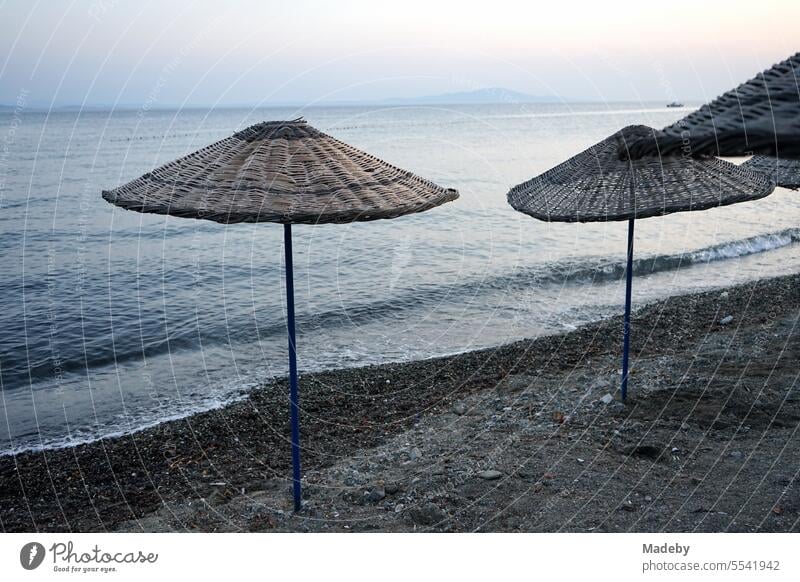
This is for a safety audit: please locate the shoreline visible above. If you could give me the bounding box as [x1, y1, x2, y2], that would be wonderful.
[1, 273, 797, 532]
[4, 225, 799, 458]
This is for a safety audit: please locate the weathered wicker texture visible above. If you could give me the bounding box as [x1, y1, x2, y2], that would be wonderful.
[626, 53, 800, 159]
[102, 120, 458, 224]
[507, 125, 775, 223]
[741, 155, 800, 189]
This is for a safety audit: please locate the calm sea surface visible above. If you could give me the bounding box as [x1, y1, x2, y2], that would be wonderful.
[1, 103, 798, 454]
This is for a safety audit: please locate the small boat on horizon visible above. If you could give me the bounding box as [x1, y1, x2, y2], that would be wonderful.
[666, 101, 684, 108]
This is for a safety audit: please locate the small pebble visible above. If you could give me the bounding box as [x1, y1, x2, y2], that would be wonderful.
[408, 502, 445, 526]
[720, 315, 734, 325]
[367, 486, 386, 503]
[478, 470, 503, 480]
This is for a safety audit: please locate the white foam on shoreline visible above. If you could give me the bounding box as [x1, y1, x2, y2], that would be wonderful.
[0, 391, 254, 458]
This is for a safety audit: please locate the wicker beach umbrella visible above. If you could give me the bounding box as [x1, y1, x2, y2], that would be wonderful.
[508, 125, 775, 399]
[741, 155, 800, 189]
[625, 53, 800, 159]
[103, 119, 458, 510]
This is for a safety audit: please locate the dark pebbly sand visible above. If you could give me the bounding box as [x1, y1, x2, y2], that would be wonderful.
[1, 274, 798, 533]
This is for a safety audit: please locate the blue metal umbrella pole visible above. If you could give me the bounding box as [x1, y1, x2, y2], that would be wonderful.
[284, 223, 302, 511]
[620, 217, 635, 401]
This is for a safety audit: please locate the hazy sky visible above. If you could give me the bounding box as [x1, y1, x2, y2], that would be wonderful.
[0, 0, 797, 107]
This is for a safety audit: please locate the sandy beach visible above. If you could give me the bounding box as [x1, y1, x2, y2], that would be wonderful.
[1, 273, 797, 533]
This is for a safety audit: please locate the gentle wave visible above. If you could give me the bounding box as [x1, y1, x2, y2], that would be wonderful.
[3, 227, 797, 391]
[551, 227, 800, 285]
[0, 385, 255, 458]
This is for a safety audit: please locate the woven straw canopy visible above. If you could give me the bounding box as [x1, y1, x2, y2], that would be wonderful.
[626, 53, 800, 159]
[741, 155, 800, 189]
[102, 119, 458, 224]
[507, 125, 775, 222]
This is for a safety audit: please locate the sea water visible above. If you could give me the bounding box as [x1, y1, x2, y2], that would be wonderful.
[1, 102, 798, 454]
